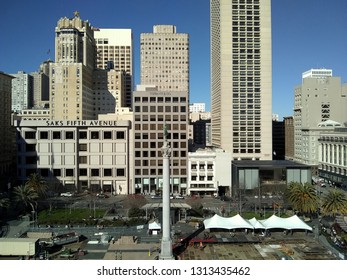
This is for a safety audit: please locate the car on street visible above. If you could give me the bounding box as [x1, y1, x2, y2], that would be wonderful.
[60, 192, 74, 197]
[174, 195, 184, 199]
[96, 193, 109, 199]
[151, 195, 162, 199]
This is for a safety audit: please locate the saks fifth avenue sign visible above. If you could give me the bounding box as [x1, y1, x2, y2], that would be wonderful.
[16, 119, 130, 127]
[45, 120, 120, 126]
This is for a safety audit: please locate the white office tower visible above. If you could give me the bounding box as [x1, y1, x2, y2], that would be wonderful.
[11, 71, 33, 113]
[210, 0, 272, 160]
[94, 29, 134, 108]
[294, 69, 347, 163]
[140, 25, 189, 93]
[189, 103, 206, 113]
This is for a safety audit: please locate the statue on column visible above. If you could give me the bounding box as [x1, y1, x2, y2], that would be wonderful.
[161, 122, 171, 157]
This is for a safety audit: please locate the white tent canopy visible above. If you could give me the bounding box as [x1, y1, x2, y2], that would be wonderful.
[148, 221, 161, 230]
[203, 214, 312, 231]
[284, 215, 313, 231]
[204, 214, 253, 230]
[228, 214, 254, 229]
[260, 214, 290, 229]
[203, 214, 235, 230]
[248, 217, 265, 229]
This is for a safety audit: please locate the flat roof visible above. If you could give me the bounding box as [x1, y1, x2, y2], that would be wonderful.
[232, 160, 310, 168]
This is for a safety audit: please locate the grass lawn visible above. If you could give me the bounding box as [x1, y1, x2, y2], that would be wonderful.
[37, 208, 106, 225]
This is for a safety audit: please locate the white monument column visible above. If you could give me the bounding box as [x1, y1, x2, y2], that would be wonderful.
[159, 125, 174, 260]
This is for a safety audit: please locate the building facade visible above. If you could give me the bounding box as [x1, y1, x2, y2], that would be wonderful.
[50, 12, 96, 120]
[189, 103, 206, 113]
[318, 127, 347, 187]
[301, 120, 342, 175]
[94, 28, 134, 108]
[210, 0, 272, 159]
[272, 120, 285, 160]
[0, 72, 14, 183]
[30, 60, 51, 109]
[133, 86, 189, 195]
[15, 119, 132, 195]
[11, 71, 33, 113]
[188, 148, 232, 197]
[140, 25, 189, 93]
[294, 69, 347, 163]
[284, 116, 294, 160]
[93, 69, 127, 116]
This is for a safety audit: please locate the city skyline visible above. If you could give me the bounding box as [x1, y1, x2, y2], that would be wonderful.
[1, 0, 347, 119]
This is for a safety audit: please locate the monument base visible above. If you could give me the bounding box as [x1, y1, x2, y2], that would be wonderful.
[159, 239, 174, 260]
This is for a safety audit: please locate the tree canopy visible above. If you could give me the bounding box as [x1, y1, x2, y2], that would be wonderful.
[321, 189, 347, 217]
[287, 182, 319, 214]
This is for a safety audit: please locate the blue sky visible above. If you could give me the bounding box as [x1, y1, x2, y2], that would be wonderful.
[1, 0, 346, 119]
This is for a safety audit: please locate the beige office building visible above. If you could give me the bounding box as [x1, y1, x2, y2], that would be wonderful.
[50, 13, 96, 120]
[94, 29, 134, 108]
[133, 86, 189, 195]
[140, 25, 189, 93]
[294, 69, 347, 163]
[93, 69, 127, 116]
[15, 119, 132, 194]
[210, 0, 272, 159]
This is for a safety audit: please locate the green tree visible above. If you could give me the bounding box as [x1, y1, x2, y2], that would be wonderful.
[321, 189, 347, 217]
[287, 182, 318, 215]
[13, 185, 39, 214]
[25, 173, 48, 198]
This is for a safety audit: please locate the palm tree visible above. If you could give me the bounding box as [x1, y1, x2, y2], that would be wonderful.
[12, 185, 39, 215]
[0, 197, 10, 209]
[287, 182, 319, 215]
[25, 173, 48, 198]
[321, 189, 347, 217]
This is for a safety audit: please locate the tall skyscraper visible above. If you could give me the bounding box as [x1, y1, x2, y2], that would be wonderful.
[50, 12, 96, 120]
[0, 72, 14, 180]
[294, 69, 347, 163]
[210, 0, 272, 160]
[11, 71, 33, 113]
[140, 25, 189, 93]
[94, 29, 134, 108]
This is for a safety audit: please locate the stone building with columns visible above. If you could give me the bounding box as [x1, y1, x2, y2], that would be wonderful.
[318, 126, 347, 187]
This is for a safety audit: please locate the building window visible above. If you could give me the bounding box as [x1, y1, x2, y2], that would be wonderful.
[79, 131, 87, 139]
[53, 169, 61, 176]
[40, 131, 48, 139]
[25, 131, 36, 139]
[91, 169, 99, 176]
[79, 169, 87, 176]
[53, 131, 61, 139]
[116, 168, 125, 177]
[103, 131, 112, 139]
[79, 143, 87, 151]
[66, 169, 74, 176]
[65, 131, 74, 139]
[104, 169, 112, 176]
[91, 131, 99, 139]
[116, 131, 125, 139]
[79, 156, 87, 164]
